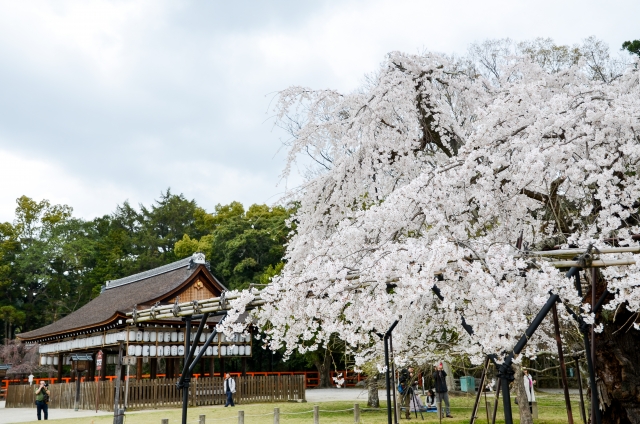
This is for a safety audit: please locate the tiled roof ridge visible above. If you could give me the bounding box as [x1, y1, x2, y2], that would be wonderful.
[105, 256, 193, 290]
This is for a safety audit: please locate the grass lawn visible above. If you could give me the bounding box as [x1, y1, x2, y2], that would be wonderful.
[17, 392, 582, 424]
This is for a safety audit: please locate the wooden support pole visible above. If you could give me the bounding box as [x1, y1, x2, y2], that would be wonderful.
[491, 378, 501, 424]
[199, 414, 205, 424]
[274, 407, 280, 424]
[575, 356, 587, 424]
[100, 355, 108, 381]
[354, 403, 360, 423]
[161, 420, 168, 424]
[210, 357, 215, 377]
[470, 357, 490, 424]
[552, 303, 574, 424]
[136, 358, 143, 380]
[150, 358, 157, 380]
[167, 358, 174, 379]
[238, 410, 244, 424]
[242, 358, 247, 376]
[314, 405, 320, 424]
[113, 341, 124, 424]
[220, 358, 225, 377]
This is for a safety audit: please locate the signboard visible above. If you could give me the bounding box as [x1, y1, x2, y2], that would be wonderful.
[122, 356, 137, 366]
[96, 350, 103, 372]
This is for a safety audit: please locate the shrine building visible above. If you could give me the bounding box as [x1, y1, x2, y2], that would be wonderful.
[16, 253, 251, 381]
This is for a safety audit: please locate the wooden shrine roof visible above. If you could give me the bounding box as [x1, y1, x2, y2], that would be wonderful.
[18, 256, 227, 342]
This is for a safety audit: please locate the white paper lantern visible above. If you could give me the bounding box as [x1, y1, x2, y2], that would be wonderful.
[143, 345, 150, 356]
[128, 345, 136, 356]
[143, 331, 150, 342]
[221, 346, 227, 356]
[136, 331, 143, 342]
[232, 345, 239, 356]
[206, 346, 212, 356]
[149, 331, 156, 342]
[171, 345, 178, 356]
[170, 332, 177, 342]
[178, 331, 185, 342]
[40, 356, 47, 365]
[150, 346, 157, 356]
[178, 345, 185, 356]
[129, 331, 136, 341]
[53, 356, 59, 365]
[158, 332, 164, 342]
[135, 345, 142, 356]
[200, 332, 207, 343]
[166, 346, 172, 356]
[239, 346, 245, 356]
[213, 346, 218, 356]
[213, 333, 219, 342]
[165, 331, 171, 342]
[245, 346, 251, 356]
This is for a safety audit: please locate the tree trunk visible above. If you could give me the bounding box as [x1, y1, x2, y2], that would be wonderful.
[514, 364, 533, 424]
[314, 350, 333, 388]
[367, 373, 380, 407]
[595, 287, 640, 423]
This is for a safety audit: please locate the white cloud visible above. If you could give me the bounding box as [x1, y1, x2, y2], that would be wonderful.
[0, 0, 638, 222]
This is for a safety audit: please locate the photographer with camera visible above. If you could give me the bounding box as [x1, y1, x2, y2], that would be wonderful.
[398, 367, 412, 419]
[34, 380, 50, 420]
[433, 363, 453, 418]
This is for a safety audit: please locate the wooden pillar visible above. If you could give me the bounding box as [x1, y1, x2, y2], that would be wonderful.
[167, 358, 174, 379]
[136, 358, 143, 380]
[70, 368, 76, 383]
[242, 358, 247, 376]
[220, 358, 225, 376]
[57, 353, 63, 383]
[100, 355, 108, 381]
[210, 357, 215, 377]
[88, 353, 96, 381]
[150, 358, 157, 380]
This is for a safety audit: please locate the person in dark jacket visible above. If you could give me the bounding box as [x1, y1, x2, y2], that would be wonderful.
[433, 363, 453, 418]
[34, 380, 50, 420]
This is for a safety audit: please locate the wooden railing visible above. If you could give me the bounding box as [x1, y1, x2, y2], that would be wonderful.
[5, 375, 305, 411]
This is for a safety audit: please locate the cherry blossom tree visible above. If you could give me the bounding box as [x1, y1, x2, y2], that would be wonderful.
[252, 38, 640, 421]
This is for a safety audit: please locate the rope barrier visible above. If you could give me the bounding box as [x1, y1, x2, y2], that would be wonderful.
[318, 408, 355, 412]
[279, 409, 315, 415]
[243, 412, 275, 417]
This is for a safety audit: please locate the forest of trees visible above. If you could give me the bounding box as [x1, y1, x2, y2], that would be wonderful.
[0, 190, 294, 344]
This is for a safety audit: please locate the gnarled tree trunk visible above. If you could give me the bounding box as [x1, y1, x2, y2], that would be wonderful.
[367, 373, 380, 407]
[514, 364, 533, 424]
[595, 283, 640, 424]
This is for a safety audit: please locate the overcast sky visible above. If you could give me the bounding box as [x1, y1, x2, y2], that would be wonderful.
[0, 0, 638, 222]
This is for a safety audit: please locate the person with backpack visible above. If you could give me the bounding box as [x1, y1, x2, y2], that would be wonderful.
[433, 363, 453, 418]
[223, 373, 236, 407]
[34, 380, 50, 420]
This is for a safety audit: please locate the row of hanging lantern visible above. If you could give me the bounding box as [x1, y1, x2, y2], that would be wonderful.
[125, 343, 251, 357]
[125, 329, 249, 344]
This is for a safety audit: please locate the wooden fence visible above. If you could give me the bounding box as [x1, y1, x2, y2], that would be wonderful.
[5, 375, 305, 411]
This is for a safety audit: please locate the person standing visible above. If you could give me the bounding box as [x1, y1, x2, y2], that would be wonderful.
[523, 369, 536, 413]
[34, 380, 50, 420]
[433, 363, 453, 418]
[223, 373, 236, 407]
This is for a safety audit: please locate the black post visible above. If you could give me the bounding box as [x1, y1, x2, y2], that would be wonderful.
[181, 317, 192, 424]
[383, 320, 399, 424]
[389, 333, 398, 424]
